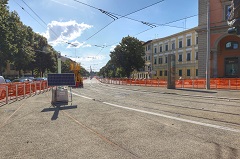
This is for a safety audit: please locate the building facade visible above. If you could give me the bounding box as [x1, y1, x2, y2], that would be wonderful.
[151, 28, 198, 80]
[198, 0, 240, 78]
[135, 28, 198, 80]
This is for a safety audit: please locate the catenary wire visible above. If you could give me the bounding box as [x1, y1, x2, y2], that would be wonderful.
[73, 0, 166, 41]
[12, 1, 231, 51]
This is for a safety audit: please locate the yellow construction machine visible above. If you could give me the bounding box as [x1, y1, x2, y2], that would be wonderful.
[70, 62, 83, 88]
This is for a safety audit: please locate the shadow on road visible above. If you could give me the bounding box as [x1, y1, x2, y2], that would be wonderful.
[41, 104, 77, 120]
[176, 88, 217, 94]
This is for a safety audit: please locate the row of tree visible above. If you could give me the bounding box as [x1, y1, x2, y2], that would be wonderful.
[0, 0, 57, 76]
[0, 0, 89, 78]
[98, 36, 145, 78]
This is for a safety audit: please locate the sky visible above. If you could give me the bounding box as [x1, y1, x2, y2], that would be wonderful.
[7, 0, 198, 72]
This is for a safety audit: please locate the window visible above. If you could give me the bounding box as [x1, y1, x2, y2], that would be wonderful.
[160, 45, 163, 52]
[225, 5, 231, 20]
[178, 54, 182, 62]
[148, 56, 151, 60]
[195, 52, 198, 60]
[179, 40, 183, 48]
[148, 45, 151, 50]
[196, 69, 198, 76]
[154, 47, 157, 54]
[160, 71, 163, 76]
[164, 70, 168, 76]
[165, 56, 168, 63]
[159, 57, 163, 64]
[225, 41, 239, 49]
[154, 58, 157, 64]
[165, 44, 168, 51]
[172, 41, 175, 50]
[145, 56, 147, 61]
[187, 69, 191, 76]
[187, 52, 191, 61]
[179, 70, 182, 76]
[196, 36, 198, 45]
[187, 37, 191, 46]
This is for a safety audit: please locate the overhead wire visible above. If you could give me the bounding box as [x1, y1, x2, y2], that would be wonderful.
[104, 5, 229, 47]
[12, 0, 46, 29]
[73, 0, 166, 41]
[12, 0, 231, 53]
[14, 0, 104, 48]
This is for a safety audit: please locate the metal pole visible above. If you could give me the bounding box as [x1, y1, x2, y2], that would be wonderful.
[58, 52, 61, 74]
[206, 0, 210, 89]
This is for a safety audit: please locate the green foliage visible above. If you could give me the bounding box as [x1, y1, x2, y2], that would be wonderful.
[99, 36, 145, 78]
[0, 1, 59, 76]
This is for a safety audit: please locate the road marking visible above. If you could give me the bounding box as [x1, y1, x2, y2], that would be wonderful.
[71, 92, 240, 133]
[71, 92, 93, 100]
[103, 102, 240, 133]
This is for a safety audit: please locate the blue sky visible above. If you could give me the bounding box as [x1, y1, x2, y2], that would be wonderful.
[8, 0, 198, 72]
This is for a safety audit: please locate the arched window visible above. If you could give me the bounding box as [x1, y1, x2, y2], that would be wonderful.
[225, 41, 239, 49]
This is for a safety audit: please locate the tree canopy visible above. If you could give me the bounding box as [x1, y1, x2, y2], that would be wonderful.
[0, 0, 89, 77]
[99, 36, 145, 78]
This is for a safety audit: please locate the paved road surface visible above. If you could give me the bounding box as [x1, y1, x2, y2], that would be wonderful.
[0, 78, 240, 159]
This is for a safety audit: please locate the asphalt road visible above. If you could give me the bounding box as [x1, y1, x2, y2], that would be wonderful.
[0, 78, 240, 159]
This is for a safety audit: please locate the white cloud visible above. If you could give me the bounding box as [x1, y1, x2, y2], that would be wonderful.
[66, 40, 91, 48]
[110, 45, 116, 52]
[50, 0, 77, 9]
[43, 20, 92, 46]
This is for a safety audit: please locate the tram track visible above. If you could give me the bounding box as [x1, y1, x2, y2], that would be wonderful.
[73, 82, 240, 128]
[90, 82, 240, 108]
[45, 89, 140, 159]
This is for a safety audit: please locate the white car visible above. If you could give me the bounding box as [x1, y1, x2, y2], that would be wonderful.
[0, 76, 6, 100]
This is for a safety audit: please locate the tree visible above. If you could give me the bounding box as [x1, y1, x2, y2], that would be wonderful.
[110, 36, 145, 77]
[33, 34, 57, 77]
[0, 0, 16, 75]
[10, 12, 35, 76]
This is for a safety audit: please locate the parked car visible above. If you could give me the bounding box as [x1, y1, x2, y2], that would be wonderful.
[0, 76, 6, 99]
[33, 77, 47, 81]
[12, 78, 31, 83]
[0, 76, 6, 84]
[5, 79, 11, 83]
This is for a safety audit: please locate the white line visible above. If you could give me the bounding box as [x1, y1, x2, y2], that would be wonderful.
[71, 92, 93, 100]
[70, 92, 240, 133]
[103, 102, 240, 133]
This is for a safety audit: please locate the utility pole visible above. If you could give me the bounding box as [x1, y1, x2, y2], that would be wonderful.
[206, 0, 210, 89]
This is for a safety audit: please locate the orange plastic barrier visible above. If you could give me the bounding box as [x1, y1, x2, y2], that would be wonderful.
[101, 78, 240, 90]
[0, 81, 49, 104]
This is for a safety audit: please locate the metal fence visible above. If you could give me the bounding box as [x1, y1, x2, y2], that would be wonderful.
[98, 78, 240, 90]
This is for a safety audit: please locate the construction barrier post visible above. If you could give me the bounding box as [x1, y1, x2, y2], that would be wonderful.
[228, 79, 230, 89]
[6, 86, 8, 104]
[24, 83, 26, 98]
[215, 79, 217, 89]
[16, 84, 18, 101]
[35, 83, 37, 95]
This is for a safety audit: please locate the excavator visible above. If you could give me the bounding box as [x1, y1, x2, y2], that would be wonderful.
[70, 62, 83, 88]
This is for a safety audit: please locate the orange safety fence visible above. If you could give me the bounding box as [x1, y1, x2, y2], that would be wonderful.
[99, 78, 240, 90]
[0, 81, 49, 103]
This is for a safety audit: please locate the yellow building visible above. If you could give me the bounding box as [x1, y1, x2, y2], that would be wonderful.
[135, 27, 198, 80]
